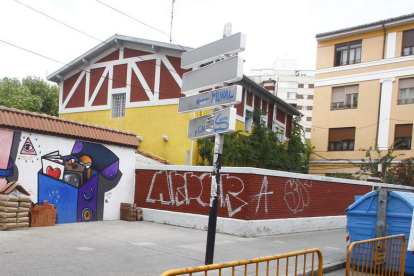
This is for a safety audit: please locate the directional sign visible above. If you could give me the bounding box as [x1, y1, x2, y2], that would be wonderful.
[187, 108, 236, 140]
[181, 32, 246, 69]
[178, 85, 242, 113]
[181, 56, 243, 94]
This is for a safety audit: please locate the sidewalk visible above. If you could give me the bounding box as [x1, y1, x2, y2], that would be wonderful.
[0, 221, 347, 275]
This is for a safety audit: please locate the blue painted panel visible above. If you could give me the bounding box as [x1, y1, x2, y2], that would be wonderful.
[38, 172, 78, 223]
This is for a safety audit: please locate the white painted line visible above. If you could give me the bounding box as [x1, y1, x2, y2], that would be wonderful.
[131, 242, 156, 246]
[273, 241, 286, 244]
[76, 247, 95, 251]
[326, 247, 341, 250]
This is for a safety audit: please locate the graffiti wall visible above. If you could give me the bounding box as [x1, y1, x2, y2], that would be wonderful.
[135, 166, 414, 220]
[0, 128, 135, 223]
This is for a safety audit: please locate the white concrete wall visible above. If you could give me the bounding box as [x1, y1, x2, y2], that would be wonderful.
[142, 208, 347, 237]
[9, 130, 136, 221]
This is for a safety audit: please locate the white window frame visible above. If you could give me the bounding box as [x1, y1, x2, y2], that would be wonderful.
[111, 93, 126, 118]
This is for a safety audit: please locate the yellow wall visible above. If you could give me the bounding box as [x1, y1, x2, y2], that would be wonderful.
[62, 105, 195, 165]
[62, 105, 248, 166]
[316, 31, 384, 70]
[311, 80, 381, 160]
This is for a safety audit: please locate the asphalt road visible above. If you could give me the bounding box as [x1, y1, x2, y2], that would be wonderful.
[0, 221, 347, 275]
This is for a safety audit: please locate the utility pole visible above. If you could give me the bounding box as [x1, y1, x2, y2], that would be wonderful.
[170, 0, 175, 43]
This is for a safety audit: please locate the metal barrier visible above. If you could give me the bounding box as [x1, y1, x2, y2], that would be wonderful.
[346, 234, 406, 276]
[161, 248, 323, 276]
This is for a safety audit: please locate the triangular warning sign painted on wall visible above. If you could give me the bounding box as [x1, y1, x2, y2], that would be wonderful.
[20, 137, 37, 155]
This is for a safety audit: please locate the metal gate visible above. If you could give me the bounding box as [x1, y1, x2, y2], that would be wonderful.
[346, 234, 406, 276]
[161, 248, 323, 276]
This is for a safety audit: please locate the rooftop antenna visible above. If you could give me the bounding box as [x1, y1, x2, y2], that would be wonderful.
[223, 22, 232, 38]
[169, 0, 176, 43]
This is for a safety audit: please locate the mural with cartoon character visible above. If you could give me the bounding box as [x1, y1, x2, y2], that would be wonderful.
[38, 141, 122, 223]
[1, 128, 129, 224]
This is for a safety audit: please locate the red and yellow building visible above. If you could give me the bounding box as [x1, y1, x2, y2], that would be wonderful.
[47, 35, 300, 165]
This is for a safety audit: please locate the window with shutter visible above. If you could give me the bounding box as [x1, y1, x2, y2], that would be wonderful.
[398, 78, 414, 105]
[402, 29, 414, 56]
[394, 124, 413, 149]
[328, 127, 356, 151]
[331, 85, 358, 109]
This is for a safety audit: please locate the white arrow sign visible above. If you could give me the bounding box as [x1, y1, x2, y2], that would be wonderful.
[178, 85, 242, 113]
[187, 108, 236, 140]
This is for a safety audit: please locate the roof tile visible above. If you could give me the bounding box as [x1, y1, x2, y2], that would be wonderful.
[0, 106, 139, 149]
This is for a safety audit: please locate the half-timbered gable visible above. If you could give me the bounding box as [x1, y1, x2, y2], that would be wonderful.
[48, 35, 300, 165]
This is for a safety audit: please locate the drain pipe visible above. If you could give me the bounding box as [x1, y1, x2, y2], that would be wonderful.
[375, 24, 387, 148]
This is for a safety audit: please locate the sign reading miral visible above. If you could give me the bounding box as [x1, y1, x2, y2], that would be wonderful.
[187, 108, 236, 140]
[178, 85, 242, 113]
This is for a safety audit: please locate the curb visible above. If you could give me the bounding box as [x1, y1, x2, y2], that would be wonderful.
[323, 260, 347, 274]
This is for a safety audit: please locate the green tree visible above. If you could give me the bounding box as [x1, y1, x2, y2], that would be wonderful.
[357, 145, 403, 178]
[198, 109, 313, 173]
[0, 77, 59, 116]
[22, 76, 59, 116]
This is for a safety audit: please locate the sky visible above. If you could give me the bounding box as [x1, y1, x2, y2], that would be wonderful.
[1, 0, 414, 83]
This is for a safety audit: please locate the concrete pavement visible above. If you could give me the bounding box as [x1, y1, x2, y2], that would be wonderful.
[0, 220, 347, 275]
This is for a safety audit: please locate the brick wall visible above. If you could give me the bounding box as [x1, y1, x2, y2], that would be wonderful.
[135, 166, 414, 220]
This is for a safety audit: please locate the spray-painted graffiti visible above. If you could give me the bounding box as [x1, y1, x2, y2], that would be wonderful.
[254, 176, 274, 213]
[284, 178, 312, 213]
[146, 171, 247, 217]
[38, 141, 122, 223]
[0, 129, 21, 189]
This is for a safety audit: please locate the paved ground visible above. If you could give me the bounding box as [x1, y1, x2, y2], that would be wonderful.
[0, 221, 347, 275]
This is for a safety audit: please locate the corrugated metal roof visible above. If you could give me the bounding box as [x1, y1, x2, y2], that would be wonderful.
[316, 13, 414, 39]
[0, 106, 140, 149]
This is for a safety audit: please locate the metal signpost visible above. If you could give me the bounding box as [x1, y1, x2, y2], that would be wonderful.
[179, 24, 245, 265]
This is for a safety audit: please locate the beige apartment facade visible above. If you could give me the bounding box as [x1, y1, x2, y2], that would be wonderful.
[310, 14, 414, 176]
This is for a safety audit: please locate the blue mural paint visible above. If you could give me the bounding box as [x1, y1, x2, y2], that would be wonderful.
[38, 172, 78, 223]
[37, 141, 121, 224]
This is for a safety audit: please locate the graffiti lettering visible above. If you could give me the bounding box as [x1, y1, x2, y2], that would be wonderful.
[211, 89, 233, 103]
[254, 176, 273, 213]
[214, 113, 229, 131]
[146, 171, 247, 217]
[284, 178, 312, 213]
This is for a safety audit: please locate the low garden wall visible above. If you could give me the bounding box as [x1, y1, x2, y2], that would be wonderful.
[135, 165, 414, 237]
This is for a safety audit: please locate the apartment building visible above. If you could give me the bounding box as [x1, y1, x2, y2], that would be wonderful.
[310, 13, 414, 176]
[249, 60, 315, 140]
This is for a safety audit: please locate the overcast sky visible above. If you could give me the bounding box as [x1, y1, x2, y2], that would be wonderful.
[1, 0, 414, 83]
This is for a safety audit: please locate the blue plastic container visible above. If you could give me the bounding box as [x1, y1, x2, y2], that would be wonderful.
[346, 190, 414, 275]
